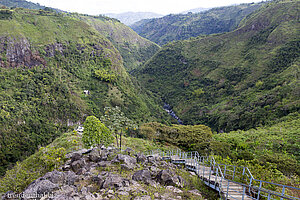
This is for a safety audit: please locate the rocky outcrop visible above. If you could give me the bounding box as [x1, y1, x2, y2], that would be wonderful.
[0, 37, 46, 68]
[8, 146, 205, 200]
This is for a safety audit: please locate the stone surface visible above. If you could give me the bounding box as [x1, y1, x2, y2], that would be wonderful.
[132, 169, 153, 185]
[102, 173, 130, 189]
[22, 180, 59, 199]
[16, 146, 201, 200]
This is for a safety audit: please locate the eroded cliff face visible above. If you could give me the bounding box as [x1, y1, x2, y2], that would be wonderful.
[0, 36, 125, 76]
[0, 37, 46, 68]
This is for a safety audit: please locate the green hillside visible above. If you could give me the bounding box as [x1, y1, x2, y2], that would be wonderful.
[0, 0, 45, 10]
[131, 2, 265, 45]
[75, 14, 160, 71]
[135, 0, 300, 132]
[0, 8, 169, 175]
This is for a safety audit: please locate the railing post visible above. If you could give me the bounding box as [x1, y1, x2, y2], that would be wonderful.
[249, 177, 253, 195]
[203, 162, 205, 179]
[209, 160, 212, 184]
[215, 167, 218, 188]
[267, 193, 271, 200]
[233, 166, 236, 181]
[242, 186, 245, 200]
[226, 181, 230, 200]
[224, 165, 227, 178]
[280, 186, 285, 200]
[257, 180, 262, 200]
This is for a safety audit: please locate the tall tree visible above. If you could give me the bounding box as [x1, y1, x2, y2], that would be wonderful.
[100, 107, 137, 149]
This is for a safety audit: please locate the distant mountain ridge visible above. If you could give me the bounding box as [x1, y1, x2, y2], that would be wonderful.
[181, 7, 209, 14]
[131, 2, 266, 45]
[105, 12, 163, 25]
[75, 14, 160, 71]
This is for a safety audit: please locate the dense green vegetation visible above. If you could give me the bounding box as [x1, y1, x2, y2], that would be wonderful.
[0, 8, 169, 175]
[131, 2, 265, 45]
[139, 117, 300, 195]
[135, 0, 300, 132]
[212, 117, 300, 196]
[0, 0, 45, 10]
[82, 116, 114, 148]
[76, 14, 160, 71]
[140, 122, 212, 150]
[0, 0, 62, 12]
[211, 117, 300, 176]
[0, 131, 80, 193]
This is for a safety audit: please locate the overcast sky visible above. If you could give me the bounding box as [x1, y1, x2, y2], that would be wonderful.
[29, 0, 264, 15]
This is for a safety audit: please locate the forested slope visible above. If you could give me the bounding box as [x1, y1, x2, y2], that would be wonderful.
[0, 8, 168, 175]
[135, 0, 300, 132]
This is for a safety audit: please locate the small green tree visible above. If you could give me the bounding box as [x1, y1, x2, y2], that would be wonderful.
[100, 107, 137, 149]
[82, 116, 114, 148]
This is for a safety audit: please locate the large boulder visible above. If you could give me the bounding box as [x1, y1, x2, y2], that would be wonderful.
[64, 171, 79, 185]
[132, 170, 153, 185]
[43, 170, 65, 185]
[71, 159, 85, 172]
[102, 173, 130, 189]
[22, 180, 59, 199]
[88, 148, 109, 162]
[112, 154, 137, 169]
[156, 170, 186, 187]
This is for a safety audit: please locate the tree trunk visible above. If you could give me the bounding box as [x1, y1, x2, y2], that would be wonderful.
[120, 130, 122, 150]
[115, 133, 119, 148]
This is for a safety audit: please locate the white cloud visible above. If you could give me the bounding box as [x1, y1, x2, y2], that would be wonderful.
[29, 0, 264, 15]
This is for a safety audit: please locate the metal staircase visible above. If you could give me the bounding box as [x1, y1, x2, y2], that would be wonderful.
[144, 150, 300, 200]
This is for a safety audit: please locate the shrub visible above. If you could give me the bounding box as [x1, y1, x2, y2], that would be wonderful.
[139, 122, 213, 151]
[94, 69, 116, 83]
[82, 116, 114, 148]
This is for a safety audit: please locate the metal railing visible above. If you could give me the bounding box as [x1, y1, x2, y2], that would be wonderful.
[144, 149, 300, 200]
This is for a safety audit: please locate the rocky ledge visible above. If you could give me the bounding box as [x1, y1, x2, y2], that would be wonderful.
[2, 147, 206, 200]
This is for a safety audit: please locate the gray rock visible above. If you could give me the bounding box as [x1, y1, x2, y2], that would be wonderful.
[43, 170, 65, 184]
[70, 153, 82, 162]
[134, 195, 151, 200]
[136, 153, 147, 164]
[97, 161, 111, 168]
[88, 148, 109, 162]
[92, 175, 105, 187]
[52, 185, 77, 200]
[65, 171, 79, 185]
[66, 149, 92, 159]
[156, 170, 186, 187]
[132, 170, 152, 185]
[102, 174, 130, 189]
[149, 166, 160, 176]
[75, 168, 87, 175]
[166, 186, 183, 193]
[124, 147, 134, 155]
[71, 159, 85, 172]
[112, 154, 137, 169]
[120, 164, 131, 170]
[23, 180, 59, 199]
[117, 191, 129, 196]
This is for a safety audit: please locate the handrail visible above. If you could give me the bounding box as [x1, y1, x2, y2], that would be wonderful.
[144, 149, 300, 200]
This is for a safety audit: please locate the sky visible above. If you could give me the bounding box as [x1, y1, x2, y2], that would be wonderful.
[29, 0, 264, 15]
